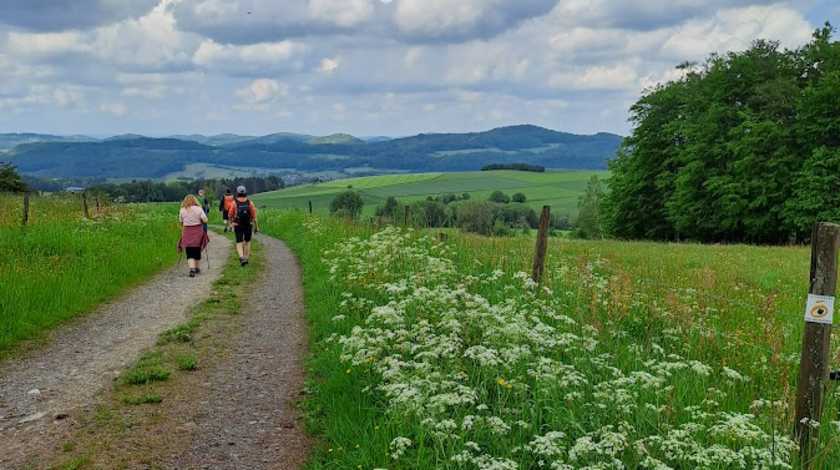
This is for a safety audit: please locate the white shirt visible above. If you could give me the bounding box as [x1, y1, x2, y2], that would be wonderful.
[179, 206, 208, 226]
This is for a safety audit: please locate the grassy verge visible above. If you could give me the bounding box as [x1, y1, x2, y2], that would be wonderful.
[50, 235, 262, 469]
[0, 195, 180, 355]
[261, 211, 840, 468]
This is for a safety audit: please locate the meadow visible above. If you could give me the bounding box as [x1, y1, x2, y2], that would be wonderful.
[261, 211, 840, 469]
[0, 194, 180, 355]
[253, 170, 606, 218]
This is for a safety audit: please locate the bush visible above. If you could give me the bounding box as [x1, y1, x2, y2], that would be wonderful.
[0, 163, 26, 193]
[412, 200, 449, 227]
[375, 196, 400, 219]
[512, 192, 527, 203]
[497, 204, 538, 229]
[330, 191, 364, 218]
[461, 193, 471, 200]
[488, 191, 511, 204]
[456, 201, 496, 235]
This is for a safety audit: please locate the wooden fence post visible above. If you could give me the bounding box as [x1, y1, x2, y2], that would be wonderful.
[795, 222, 840, 467]
[95, 196, 101, 214]
[22, 192, 30, 227]
[81, 192, 90, 219]
[404, 205, 410, 226]
[308, 200, 313, 214]
[531, 205, 551, 283]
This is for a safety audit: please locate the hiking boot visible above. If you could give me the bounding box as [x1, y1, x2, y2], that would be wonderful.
[195, 268, 201, 274]
[239, 257, 246, 266]
[243, 258, 249, 266]
[189, 269, 196, 278]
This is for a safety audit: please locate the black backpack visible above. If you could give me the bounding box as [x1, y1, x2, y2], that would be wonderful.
[235, 199, 251, 224]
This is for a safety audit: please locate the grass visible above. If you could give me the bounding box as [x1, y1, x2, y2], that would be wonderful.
[260, 211, 840, 468]
[0, 193, 180, 355]
[253, 170, 606, 218]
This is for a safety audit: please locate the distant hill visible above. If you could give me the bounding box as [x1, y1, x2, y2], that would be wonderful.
[6, 125, 623, 179]
[0, 133, 96, 151]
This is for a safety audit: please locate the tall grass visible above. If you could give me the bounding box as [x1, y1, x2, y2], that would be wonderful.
[261, 210, 840, 469]
[0, 193, 180, 354]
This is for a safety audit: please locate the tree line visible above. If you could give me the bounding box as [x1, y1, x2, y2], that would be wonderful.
[89, 176, 284, 203]
[604, 24, 840, 244]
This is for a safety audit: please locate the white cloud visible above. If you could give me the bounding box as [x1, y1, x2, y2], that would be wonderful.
[319, 57, 340, 74]
[194, 39, 306, 74]
[100, 102, 128, 116]
[308, 0, 375, 27]
[235, 79, 289, 110]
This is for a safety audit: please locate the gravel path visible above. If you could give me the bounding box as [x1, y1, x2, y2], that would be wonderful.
[169, 234, 311, 469]
[0, 231, 231, 468]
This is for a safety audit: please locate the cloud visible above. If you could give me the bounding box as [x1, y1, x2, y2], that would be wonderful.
[100, 102, 128, 116]
[319, 57, 340, 74]
[392, 0, 556, 41]
[235, 78, 289, 110]
[0, 0, 159, 31]
[172, 0, 556, 44]
[193, 39, 307, 75]
[171, 0, 381, 44]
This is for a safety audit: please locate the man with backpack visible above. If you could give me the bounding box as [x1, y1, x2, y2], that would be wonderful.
[228, 185, 258, 266]
[219, 189, 235, 233]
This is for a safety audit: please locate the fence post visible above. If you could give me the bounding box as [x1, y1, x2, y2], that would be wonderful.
[22, 192, 30, 227]
[531, 206, 551, 283]
[95, 196, 101, 214]
[81, 192, 90, 219]
[795, 222, 840, 467]
[308, 200, 313, 214]
[404, 205, 410, 226]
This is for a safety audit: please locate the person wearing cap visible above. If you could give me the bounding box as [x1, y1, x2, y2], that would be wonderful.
[228, 185, 258, 266]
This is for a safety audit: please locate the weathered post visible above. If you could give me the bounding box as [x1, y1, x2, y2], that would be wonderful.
[95, 196, 101, 214]
[531, 206, 551, 283]
[794, 222, 840, 467]
[22, 192, 30, 226]
[81, 191, 90, 219]
[308, 200, 313, 214]
[404, 205, 410, 226]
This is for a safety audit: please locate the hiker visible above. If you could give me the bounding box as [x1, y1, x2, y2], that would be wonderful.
[228, 185, 257, 266]
[178, 194, 209, 278]
[198, 189, 211, 232]
[219, 189, 235, 233]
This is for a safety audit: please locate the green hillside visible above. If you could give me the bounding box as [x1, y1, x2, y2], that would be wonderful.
[253, 170, 606, 217]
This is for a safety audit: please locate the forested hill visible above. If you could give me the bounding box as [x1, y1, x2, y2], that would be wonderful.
[604, 25, 840, 244]
[3, 125, 622, 179]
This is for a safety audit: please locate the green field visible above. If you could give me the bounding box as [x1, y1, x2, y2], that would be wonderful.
[0, 195, 179, 354]
[261, 211, 836, 468]
[253, 170, 606, 217]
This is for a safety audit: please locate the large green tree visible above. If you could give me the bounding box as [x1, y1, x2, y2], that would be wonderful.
[605, 24, 840, 243]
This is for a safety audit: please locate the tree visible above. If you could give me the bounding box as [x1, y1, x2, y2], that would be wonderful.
[456, 201, 496, 235]
[575, 175, 605, 239]
[488, 191, 511, 204]
[376, 196, 400, 219]
[329, 190, 364, 218]
[0, 163, 27, 193]
[604, 25, 840, 243]
[512, 192, 527, 203]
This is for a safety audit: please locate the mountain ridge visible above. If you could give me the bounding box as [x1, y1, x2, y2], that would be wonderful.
[5, 125, 623, 180]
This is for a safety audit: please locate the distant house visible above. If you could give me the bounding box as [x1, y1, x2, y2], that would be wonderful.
[65, 186, 86, 193]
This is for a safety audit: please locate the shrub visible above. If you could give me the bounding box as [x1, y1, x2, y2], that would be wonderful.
[330, 190, 364, 218]
[456, 201, 496, 235]
[412, 200, 449, 227]
[0, 163, 26, 193]
[375, 196, 400, 219]
[461, 192, 471, 200]
[488, 191, 511, 204]
[512, 192, 527, 203]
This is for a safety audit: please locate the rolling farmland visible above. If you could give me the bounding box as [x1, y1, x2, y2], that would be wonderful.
[253, 170, 606, 217]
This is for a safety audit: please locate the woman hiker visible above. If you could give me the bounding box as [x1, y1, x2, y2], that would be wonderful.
[219, 189, 235, 233]
[228, 185, 257, 266]
[179, 194, 209, 278]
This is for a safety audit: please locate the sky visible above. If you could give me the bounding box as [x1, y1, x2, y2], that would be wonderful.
[0, 1, 837, 137]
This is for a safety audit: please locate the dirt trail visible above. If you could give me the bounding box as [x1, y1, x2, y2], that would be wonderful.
[0, 231, 231, 468]
[167, 234, 311, 469]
